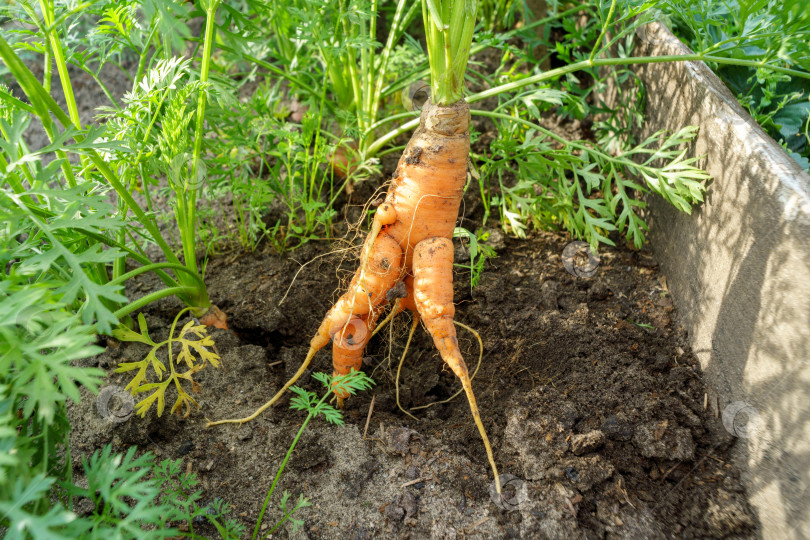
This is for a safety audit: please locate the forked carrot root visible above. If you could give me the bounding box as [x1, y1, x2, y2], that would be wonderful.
[207, 100, 501, 493]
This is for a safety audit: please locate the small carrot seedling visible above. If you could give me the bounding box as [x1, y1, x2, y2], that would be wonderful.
[113, 309, 221, 418]
[252, 370, 374, 539]
[627, 319, 656, 331]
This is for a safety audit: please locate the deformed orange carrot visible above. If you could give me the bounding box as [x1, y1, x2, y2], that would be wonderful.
[208, 100, 501, 493]
[310, 231, 402, 352]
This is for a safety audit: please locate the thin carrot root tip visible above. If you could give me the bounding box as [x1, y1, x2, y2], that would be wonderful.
[206, 345, 318, 427]
[411, 236, 500, 491]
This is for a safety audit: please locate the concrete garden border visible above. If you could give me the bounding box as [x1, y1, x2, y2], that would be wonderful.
[599, 21, 810, 539]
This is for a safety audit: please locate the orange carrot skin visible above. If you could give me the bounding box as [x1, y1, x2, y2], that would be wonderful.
[412, 237, 468, 381]
[382, 101, 471, 270]
[331, 314, 378, 398]
[310, 232, 402, 352]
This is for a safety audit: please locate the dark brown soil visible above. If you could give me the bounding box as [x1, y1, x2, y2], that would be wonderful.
[17, 24, 756, 539]
[68, 224, 758, 539]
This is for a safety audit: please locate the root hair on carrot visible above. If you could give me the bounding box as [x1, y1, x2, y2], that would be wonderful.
[278, 246, 358, 306]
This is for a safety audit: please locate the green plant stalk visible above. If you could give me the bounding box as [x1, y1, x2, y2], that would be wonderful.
[470, 54, 810, 102]
[363, 111, 419, 137]
[0, 40, 77, 188]
[260, 505, 298, 539]
[320, 42, 349, 107]
[339, 1, 366, 132]
[165, 307, 192, 394]
[381, 3, 588, 100]
[81, 287, 197, 335]
[367, 52, 810, 155]
[270, 0, 293, 62]
[42, 45, 52, 93]
[422, 0, 480, 105]
[37, 0, 85, 142]
[107, 263, 207, 290]
[0, 35, 211, 313]
[251, 392, 328, 540]
[589, 0, 617, 63]
[187, 0, 220, 282]
[361, 0, 415, 153]
[361, 0, 374, 116]
[76, 64, 121, 110]
[133, 19, 160, 92]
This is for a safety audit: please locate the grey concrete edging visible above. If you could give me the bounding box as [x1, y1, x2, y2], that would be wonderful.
[599, 22, 810, 540]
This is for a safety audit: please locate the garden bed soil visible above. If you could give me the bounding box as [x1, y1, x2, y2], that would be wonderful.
[10, 25, 758, 539]
[68, 225, 759, 539]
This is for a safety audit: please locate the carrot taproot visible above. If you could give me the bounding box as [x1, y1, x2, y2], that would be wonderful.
[207, 99, 501, 493]
[309, 231, 403, 352]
